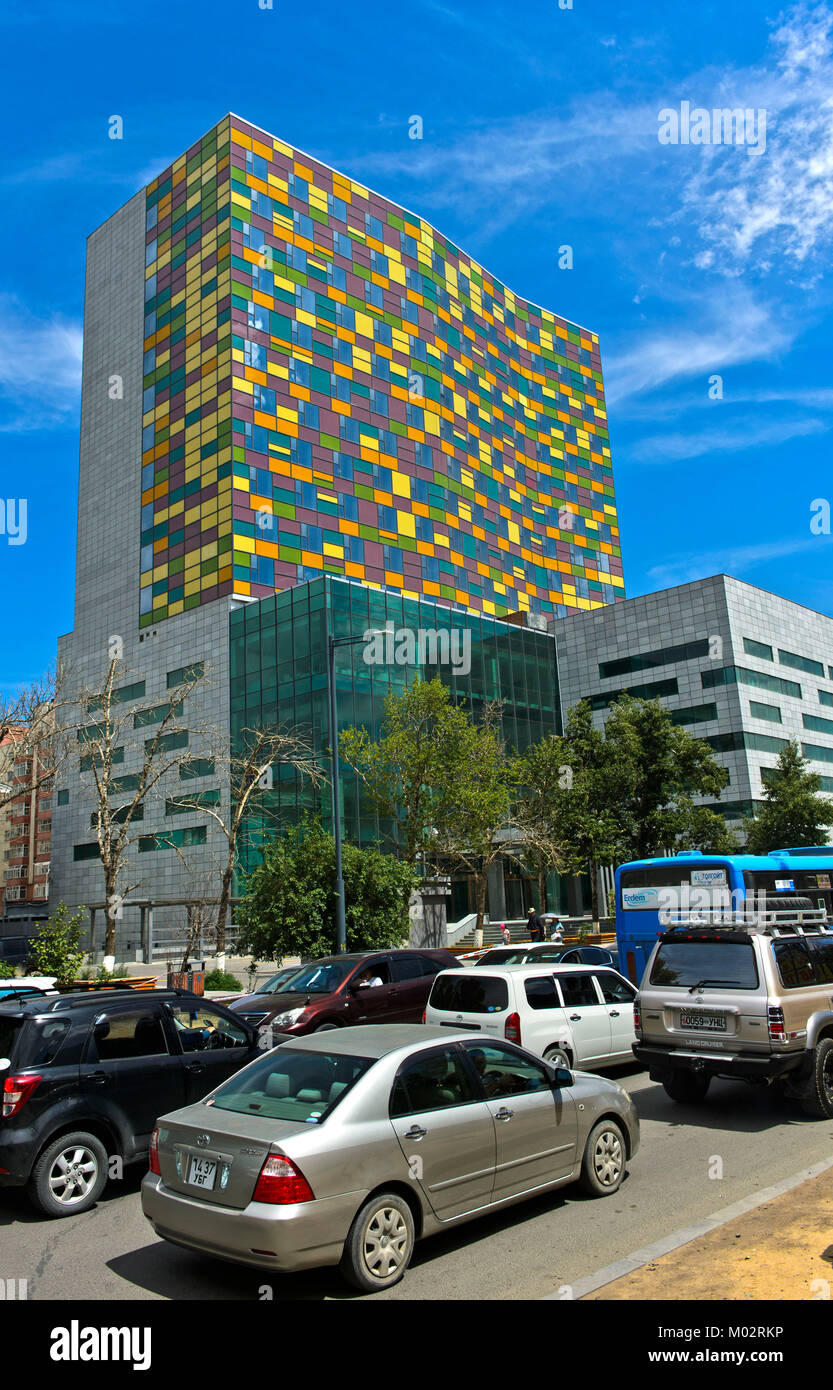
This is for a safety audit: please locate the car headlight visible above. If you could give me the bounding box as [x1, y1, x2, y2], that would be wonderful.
[271, 1007, 305, 1028]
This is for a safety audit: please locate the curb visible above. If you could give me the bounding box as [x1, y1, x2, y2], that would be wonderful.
[545, 1154, 833, 1300]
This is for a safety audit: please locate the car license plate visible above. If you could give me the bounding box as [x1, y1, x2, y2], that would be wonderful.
[187, 1155, 217, 1189]
[680, 1012, 726, 1031]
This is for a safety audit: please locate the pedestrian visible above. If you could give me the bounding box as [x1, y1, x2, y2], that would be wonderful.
[527, 906, 543, 942]
[501, 923, 511, 946]
[549, 918, 565, 944]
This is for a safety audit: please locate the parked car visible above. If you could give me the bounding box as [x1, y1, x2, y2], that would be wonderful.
[0, 988, 281, 1217]
[141, 1023, 639, 1291]
[426, 964, 638, 1070]
[634, 904, 833, 1116]
[228, 949, 459, 1038]
[474, 944, 614, 968]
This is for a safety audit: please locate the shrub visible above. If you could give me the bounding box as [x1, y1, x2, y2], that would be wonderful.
[28, 903, 86, 985]
[0, 962, 15, 980]
[204, 969, 242, 991]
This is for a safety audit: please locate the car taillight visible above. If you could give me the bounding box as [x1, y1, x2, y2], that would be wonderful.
[505, 1012, 521, 1044]
[768, 1006, 785, 1039]
[633, 1001, 642, 1038]
[253, 1154, 314, 1205]
[2, 1073, 41, 1119]
[149, 1127, 161, 1175]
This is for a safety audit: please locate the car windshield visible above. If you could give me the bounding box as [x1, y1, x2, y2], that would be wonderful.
[650, 941, 759, 989]
[274, 960, 354, 994]
[257, 968, 301, 994]
[207, 1047, 375, 1124]
[476, 949, 528, 966]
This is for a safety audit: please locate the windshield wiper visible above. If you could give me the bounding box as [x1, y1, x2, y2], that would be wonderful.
[688, 978, 742, 993]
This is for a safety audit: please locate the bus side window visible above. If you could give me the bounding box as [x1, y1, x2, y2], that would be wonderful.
[626, 951, 637, 985]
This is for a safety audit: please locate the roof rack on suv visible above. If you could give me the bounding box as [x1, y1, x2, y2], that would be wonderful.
[659, 898, 829, 937]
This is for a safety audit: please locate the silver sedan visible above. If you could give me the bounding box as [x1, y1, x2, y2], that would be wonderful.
[141, 1024, 639, 1293]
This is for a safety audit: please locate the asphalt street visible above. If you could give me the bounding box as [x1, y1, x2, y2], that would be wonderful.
[3, 1064, 831, 1301]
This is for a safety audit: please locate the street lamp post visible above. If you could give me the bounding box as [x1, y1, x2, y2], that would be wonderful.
[327, 627, 383, 953]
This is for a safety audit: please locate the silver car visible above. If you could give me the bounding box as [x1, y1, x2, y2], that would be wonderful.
[141, 1024, 639, 1293]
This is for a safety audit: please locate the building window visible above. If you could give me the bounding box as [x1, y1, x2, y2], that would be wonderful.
[599, 639, 712, 680]
[138, 826, 207, 852]
[743, 637, 773, 663]
[165, 790, 221, 816]
[56, 789, 69, 806]
[167, 661, 205, 689]
[73, 843, 100, 862]
[702, 665, 802, 700]
[750, 700, 782, 723]
[778, 648, 825, 678]
[803, 713, 833, 736]
[146, 731, 188, 755]
[586, 678, 679, 710]
[180, 758, 215, 780]
[133, 700, 183, 729]
[88, 681, 146, 711]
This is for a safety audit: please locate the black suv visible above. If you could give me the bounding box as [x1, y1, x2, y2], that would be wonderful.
[0, 988, 263, 1218]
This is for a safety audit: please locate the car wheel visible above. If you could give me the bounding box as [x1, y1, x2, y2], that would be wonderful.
[339, 1191, 416, 1292]
[578, 1119, 626, 1197]
[800, 1037, 833, 1118]
[314, 1022, 339, 1032]
[663, 1071, 711, 1104]
[27, 1131, 109, 1218]
[543, 1045, 572, 1068]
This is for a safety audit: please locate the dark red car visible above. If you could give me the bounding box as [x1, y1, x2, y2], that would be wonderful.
[228, 949, 458, 1036]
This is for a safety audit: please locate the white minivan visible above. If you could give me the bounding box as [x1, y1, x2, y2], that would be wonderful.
[425, 964, 638, 1071]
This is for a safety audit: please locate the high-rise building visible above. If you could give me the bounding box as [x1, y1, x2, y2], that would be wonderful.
[51, 113, 622, 954]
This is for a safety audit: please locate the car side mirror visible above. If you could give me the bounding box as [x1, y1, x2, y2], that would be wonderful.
[552, 1067, 573, 1088]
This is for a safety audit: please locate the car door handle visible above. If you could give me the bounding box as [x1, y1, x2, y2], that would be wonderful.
[404, 1125, 426, 1140]
[569, 1013, 581, 1020]
[88, 1071, 108, 1085]
[609, 1010, 620, 1017]
[185, 1063, 204, 1073]
[495, 1107, 514, 1121]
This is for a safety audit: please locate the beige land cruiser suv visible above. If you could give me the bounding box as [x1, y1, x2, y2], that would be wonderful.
[633, 897, 833, 1117]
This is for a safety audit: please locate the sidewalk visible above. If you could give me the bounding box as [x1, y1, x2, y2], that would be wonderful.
[584, 1166, 833, 1300]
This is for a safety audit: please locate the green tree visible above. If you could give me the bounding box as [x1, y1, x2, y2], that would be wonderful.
[237, 819, 417, 962]
[28, 902, 87, 984]
[435, 703, 517, 935]
[743, 740, 833, 854]
[603, 696, 732, 859]
[339, 677, 475, 866]
[544, 701, 630, 924]
[512, 736, 569, 912]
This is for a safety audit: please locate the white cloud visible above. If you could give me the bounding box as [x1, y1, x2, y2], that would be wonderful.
[629, 414, 829, 464]
[603, 287, 794, 404]
[677, 5, 833, 271]
[645, 534, 832, 589]
[0, 298, 82, 432]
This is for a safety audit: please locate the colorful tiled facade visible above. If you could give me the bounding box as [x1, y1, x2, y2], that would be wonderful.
[140, 114, 623, 629]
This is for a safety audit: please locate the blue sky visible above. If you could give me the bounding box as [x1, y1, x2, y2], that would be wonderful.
[3, 0, 833, 691]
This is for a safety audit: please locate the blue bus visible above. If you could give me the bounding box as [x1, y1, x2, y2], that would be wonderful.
[615, 848, 833, 985]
